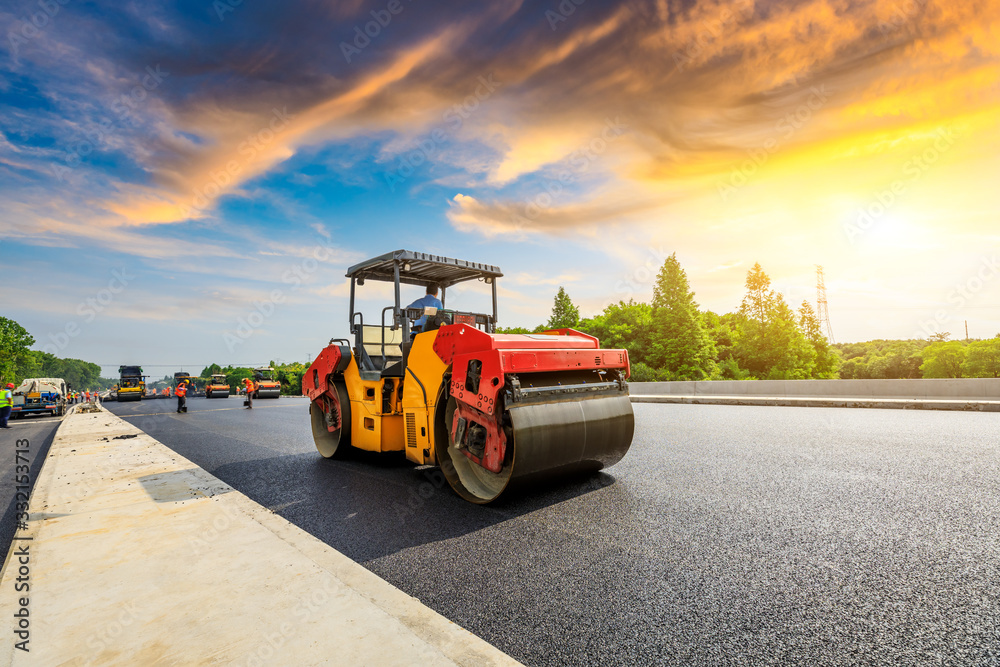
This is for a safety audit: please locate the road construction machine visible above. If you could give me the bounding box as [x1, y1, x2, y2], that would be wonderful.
[252, 367, 281, 399]
[117, 366, 146, 402]
[206, 374, 230, 398]
[303, 250, 634, 504]
[11, 378, 68, 417]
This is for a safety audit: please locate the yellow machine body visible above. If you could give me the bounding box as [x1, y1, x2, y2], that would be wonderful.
[335, 330, 446, 460]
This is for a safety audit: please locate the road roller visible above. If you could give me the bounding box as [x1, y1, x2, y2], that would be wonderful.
[303, 250, 634, 503]
[117, 365, 146, 402]
[205, 374, 230, 398]
[252, 367, 282, 398]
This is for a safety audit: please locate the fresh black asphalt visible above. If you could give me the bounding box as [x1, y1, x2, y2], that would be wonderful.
[0, 413, 61, 558]
[105, 396, 1000, 666]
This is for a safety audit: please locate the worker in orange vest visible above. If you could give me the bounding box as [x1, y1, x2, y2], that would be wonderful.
[243, 377, 254, 409]
[175, 380, 188, 413]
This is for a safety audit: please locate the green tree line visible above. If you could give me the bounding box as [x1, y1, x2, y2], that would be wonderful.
[500, 256, 1000, 381]
[0, 317, 112, 390]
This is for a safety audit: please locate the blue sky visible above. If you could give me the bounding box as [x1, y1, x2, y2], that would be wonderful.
[2, 0, 999, 377]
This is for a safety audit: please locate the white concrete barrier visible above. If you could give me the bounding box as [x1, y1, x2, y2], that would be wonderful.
[629, 378, 1000, 399]
[627, 379, 1000, 411]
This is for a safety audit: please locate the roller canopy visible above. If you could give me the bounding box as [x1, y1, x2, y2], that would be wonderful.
[346, 250, 503, 288]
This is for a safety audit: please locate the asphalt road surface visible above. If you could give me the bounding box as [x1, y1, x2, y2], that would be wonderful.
[0, 412, 62, 558]
[106, 397, 1000, 666]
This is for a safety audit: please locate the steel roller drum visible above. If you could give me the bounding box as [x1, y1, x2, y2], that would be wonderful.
[441, 393, 634, 504]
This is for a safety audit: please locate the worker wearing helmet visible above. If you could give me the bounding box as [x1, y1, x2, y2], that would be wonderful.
[175, 380, 188, 413]
[0, 383, 13, 429]
[243, 377, 254, 409]
[406, 283, 444, 333]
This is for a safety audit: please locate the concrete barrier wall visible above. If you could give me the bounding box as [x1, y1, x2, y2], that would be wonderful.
[628, 378, 1000, 400]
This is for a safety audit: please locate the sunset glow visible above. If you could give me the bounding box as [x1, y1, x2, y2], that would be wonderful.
[2, 0, 998, 369]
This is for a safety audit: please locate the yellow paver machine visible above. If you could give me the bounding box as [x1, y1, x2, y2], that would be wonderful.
[303, 250, 634, 503]
[117, 366, 146, 402]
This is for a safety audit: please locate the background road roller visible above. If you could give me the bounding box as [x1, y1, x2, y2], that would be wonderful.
[303, 250, 634, 503]
[252, 367, 282, 399]
[117, 365, 146, 402]
[206, 374, 230, 398]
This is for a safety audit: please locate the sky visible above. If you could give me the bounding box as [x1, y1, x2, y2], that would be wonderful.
[1, 0, 998, 378]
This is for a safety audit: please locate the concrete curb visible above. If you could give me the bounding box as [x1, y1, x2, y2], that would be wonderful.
[0, 406, 521, 666]
[630, 394, 1000, 411]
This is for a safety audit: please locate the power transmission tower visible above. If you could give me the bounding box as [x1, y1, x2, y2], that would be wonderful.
[816, 265, 835, 343]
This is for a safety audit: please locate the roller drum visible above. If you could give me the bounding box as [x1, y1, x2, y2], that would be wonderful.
[256, 387, 281, 398]
[441, 390, 634, 504]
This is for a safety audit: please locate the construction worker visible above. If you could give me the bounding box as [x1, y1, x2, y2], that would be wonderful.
[243, 377, 254, 409]
[175, 380, 188, 413]
[0, 383, 13, 429]
[407, 283, 444, 333]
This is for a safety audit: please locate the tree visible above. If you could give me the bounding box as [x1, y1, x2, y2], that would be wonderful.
[798, 301, 840, 378]
[732, 264, 816, 379]
[200, 364, 223, 378]
[579, 300, 655, 366]
[648, 254, 715, 379]
[32, 353, 103, 389]
[496, 326, 536, 334]
[0, 317, 36, 385]
[962, 338, 1000, 378]
[274, 361, 308, 395]
[546, 287, 579, 329]
[839, 357, 864, 379]
[223, 366, 253, 393]
[928, 332, 951, 342]
[740, 263, 777, 325]
[831, 339, 926, 379]
[920, 341, 966, 378]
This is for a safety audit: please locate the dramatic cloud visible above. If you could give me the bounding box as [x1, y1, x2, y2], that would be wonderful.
[2, 0, 998, 358]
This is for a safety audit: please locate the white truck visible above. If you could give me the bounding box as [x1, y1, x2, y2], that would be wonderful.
[12, 377, 68, 418]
